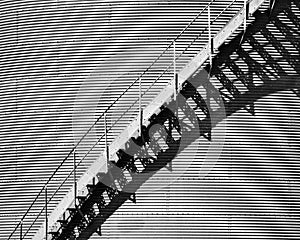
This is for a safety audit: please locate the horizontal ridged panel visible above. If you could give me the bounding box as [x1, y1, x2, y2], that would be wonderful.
[1, 0, 300, 239]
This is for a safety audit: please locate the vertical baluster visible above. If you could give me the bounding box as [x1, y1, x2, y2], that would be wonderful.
[73, 148, 77, 207]
[208, 4, 213, 67]
[269, 0, 275, 15]
[139, 77, 143, 136]
[45, 186, 48, 240]
[20, 220, 22, 240]
[173, 41, 177, 101]
[244, 0, 247, 32]
[104, 112, 109, 162]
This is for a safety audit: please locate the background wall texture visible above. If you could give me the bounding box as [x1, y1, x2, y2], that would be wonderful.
[0, 0, 300, 239]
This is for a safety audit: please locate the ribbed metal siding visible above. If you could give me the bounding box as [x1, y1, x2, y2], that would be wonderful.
[1, 0, 300, 239]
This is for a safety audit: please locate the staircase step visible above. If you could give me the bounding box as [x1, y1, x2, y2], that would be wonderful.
[86, 184, 96, 192]
[49, 231, 59, 236]
[77, 195, 86, 202]
[57, 219, 68, 226]
[67, 207, 77, 215]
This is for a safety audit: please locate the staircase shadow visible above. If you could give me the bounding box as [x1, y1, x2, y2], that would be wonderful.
[115, 0, 300, 229]
[55, 1, 300, 238]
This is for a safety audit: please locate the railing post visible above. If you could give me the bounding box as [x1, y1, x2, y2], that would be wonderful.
[269, 0, 275, 16]
[244, 0, 247, 31]
[73, 148, 77, 207]
[139, 77, 143, 135]
[20, 219, 22, 240]
[173, 41, 178, 100]
[208, 4, 213, 67]
[45, 186, 48, 240]
[104, 112, 109, 161]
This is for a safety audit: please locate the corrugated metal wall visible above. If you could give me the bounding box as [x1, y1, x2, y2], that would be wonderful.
[1, 0, 299, 239]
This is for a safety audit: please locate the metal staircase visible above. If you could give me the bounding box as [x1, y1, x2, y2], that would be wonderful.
[45, 0, 268, 239]
[9, 0, 300, 239]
